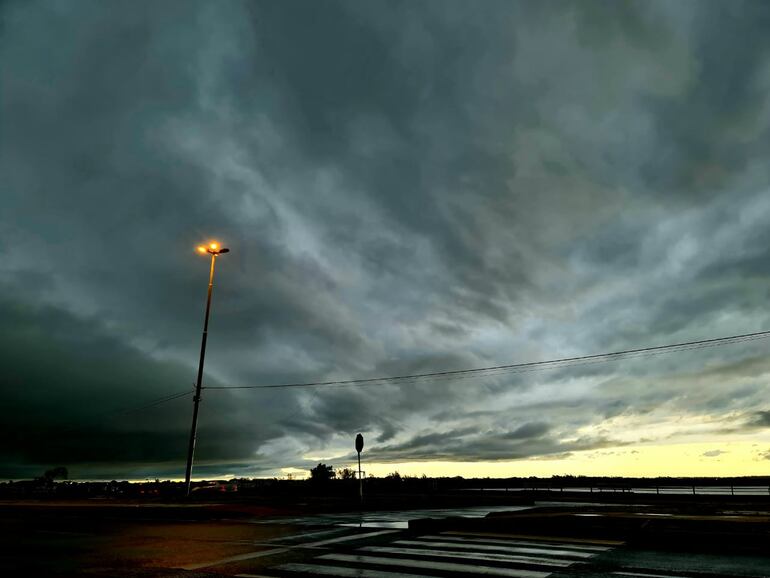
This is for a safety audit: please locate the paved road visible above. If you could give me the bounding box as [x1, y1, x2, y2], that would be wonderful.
[188, 524, 770, 578]
[268, 531, 614, 578]
[3, 502, 768, 577]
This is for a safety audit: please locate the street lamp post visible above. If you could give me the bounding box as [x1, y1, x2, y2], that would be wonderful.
[184, 242, 229, 497]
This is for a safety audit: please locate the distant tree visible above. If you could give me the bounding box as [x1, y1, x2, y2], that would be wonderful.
[310, 463, 335, 483]
[43, 466, 68, 481]
[337, 467, 356, 480]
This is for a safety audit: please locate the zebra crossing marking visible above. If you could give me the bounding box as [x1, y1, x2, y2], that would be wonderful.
[303, 529, 399, 547]
[272, 529, 610, 578]
[359, 545, 574, 567]
[395, 538, 594, 558]
[318, 553, 552, 577]
[612, 572, 684, 578]
[276, 563, 434, 577]
[444, 530, 623, 547]
[430, 533, 612, 552]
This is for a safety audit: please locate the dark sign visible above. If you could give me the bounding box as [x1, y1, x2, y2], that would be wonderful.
[355, 433, 364, 453]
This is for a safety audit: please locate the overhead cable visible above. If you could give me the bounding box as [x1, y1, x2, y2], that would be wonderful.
[204, 329, 770, 391]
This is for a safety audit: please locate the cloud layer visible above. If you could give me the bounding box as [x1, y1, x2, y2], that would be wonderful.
[2, 0, 770, 479]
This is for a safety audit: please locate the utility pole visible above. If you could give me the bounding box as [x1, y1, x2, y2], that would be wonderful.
[185, 242, 229, 497]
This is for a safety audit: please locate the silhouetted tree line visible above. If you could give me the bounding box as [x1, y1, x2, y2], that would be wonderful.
[1, 466, 768, 499]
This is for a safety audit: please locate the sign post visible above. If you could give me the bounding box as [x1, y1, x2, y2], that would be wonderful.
[355, 433, 364, 504]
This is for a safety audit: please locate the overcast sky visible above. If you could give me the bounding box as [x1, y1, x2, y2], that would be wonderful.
[2, 0, 770, 480]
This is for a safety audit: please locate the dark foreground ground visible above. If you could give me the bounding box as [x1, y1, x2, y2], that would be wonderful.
[1, 492, 769, 577]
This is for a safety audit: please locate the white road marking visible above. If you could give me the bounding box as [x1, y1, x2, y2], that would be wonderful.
[223, 529, 399, 557]
[438, 533, 612, 551]
[277, 562, 433, 577]
[359, 545, 573, 567]
[303, 529, 399, 547]
[180, 547, 288, 570]
[612, 573, 684, 578]
[320, 553, 552, 578]
[272, 527, 351, 543]
[396, 539, 593, 558]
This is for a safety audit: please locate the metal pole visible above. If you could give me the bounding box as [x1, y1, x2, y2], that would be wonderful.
[357, 451, 363, 504]
[184, 253, 217, 497]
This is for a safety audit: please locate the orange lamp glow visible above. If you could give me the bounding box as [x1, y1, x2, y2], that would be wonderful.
[209, 242, 218, 250]
[196, 246, 207, 254]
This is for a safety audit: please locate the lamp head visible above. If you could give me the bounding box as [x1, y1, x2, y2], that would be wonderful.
[196, 241, 230, 256]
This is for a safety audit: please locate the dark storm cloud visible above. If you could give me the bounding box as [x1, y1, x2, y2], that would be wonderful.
[750, 411, 770, 427]
[504, 422, 551, 440]
[718, 410, 770, 435]
[640, 3, 770, 198]
[2, 0, 770, 479]
[370, 425, 623, 463]
[0, 290, 300, 477]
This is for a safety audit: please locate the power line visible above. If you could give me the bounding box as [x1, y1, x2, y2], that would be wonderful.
[204, 329, 770, 391]
[58, 389, 193, 436]
[112, 389, 193, 414]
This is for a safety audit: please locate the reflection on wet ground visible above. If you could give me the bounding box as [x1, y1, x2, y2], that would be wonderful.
[250, 501, 639, 528]
[252, 504, 532, 528]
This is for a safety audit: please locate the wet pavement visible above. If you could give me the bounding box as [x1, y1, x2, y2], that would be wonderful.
[191, 524, 770, 577]
[249, 504, 534, 529]
[2, 501, 768, 577]
[188, 504, 770, 577]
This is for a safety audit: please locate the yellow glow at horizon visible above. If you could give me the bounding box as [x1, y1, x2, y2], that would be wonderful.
[281, 467, 311, 479]
[569, 410, 741, 445]
[345, 440, 769, 479]
[303, 453, 349, 462]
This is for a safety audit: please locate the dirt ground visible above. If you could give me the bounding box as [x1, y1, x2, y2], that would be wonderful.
[0, 501, 301, 576]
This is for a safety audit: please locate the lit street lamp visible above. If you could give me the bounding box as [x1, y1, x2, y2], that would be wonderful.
[184, 242, 230, 497]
